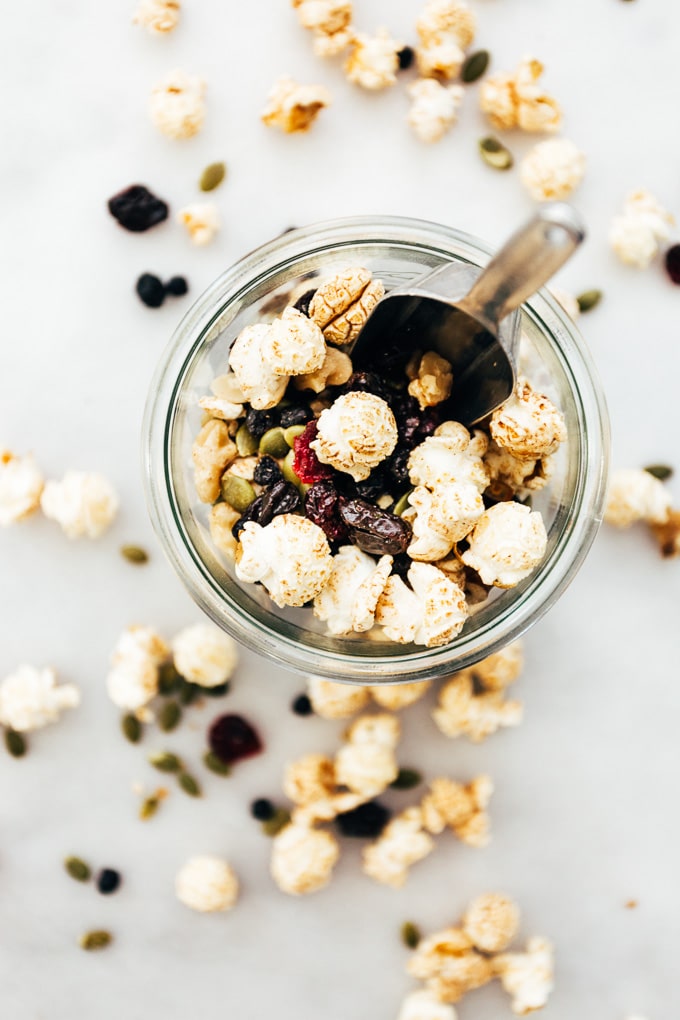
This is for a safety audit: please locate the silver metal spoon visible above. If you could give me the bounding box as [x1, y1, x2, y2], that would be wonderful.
[349, 204, 585, 425]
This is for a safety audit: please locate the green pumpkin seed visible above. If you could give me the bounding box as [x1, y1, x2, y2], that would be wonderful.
[281, 449, 302, 487]
[221, 474, 257, 512]
[121, 713, 142, 744]
[479, 136, 513, 170]
[204, 682, 230, 697]
[120, 544, 148, 564]
[64, 856, 91, 882]
[462, 49, 490, 83]
[259, 427, 290, 459]
[139, 795, 160, 821]
[203, 750, 231, 776]
[644, 464, 674, 481]
[235, 423, 259, 457]
[393, 489, 414, 517]
[390, 768, 422, 790]
[158, 662, 181, 696]
[284, 424, 307, 447]
[178, 681, 200, 706]
[178, 772, 202, 797]
[158, 701, 182, 732]
[79, 930, 112, 951]
[576, 289, 603, 313]
[5, 728, 27, 757]
[262, 808, 291, 837]
[199, 161, 227, 192]
[401, 921, 421, 949]
[148, 751, 182, 773]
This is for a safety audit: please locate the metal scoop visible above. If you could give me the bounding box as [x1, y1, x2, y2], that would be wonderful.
[350, 204, 585, 425]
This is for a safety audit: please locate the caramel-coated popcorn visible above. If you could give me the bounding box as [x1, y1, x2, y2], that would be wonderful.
[408, 352, 454, 409]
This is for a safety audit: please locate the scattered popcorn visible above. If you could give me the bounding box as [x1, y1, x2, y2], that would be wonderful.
[235, 514, 333, 607]
[420, 775, 493, 846]
[462, 893, 520, 953]
[610, 190, 674, 269]
[397, 990, 458, 1020]
[312, 391, 398, 482]
[404, 483, 484, 561]
[490, 379, 567, 461]
[261, 307, 326, 377]
[171, 624, 238, 688]
[492, 936, 555, 1016]
[283, 753, 336, 805]
[314, 546, 392, 634]
[416, 0, 476, 50]
[177, 202, 219, 246]
[270, 822, 339, 895]
[209, 503, 240, 559]
[133, 0, 180, 34]
[376, 562, 468, 647]
[149, 69, 206, 139]
[344, 29, 402, 91]
[408, 926, 493, 1003]
[175, 855, 239, 912]
[650, 508, 680, 558]
[191, 419, 237, 503]
[370, 680, 431, 711]
[291, 789, 366, 827]
[0, 449, 44, 526]
[334, 712, 400, 797]
[293, 345, 353, 393]
[461, 502, 548, 589]
[470, 641, 524, 691]
[408, 352, 454, 409]
[433, 671, 523, 742]
[0, 665, 79, 733]
[605, 469, 672, 528]
[407, 79, 464, 143]
[106, 625, 169, 711]
[550, 286, 581, 320]
[416, 39, 465, 82]
[480, 57, 561, 133]
[362, 806, 435, 888]
[520, 139, 586, 202]
[484, 440, 553, 498]
[229, 324, 290, 410]
[307, 676, 371, 718]
[40, 471, 118, 539]
[261, 76, 332, 133]
[292, 0, 354, 57]
[408, 423, 489, 492]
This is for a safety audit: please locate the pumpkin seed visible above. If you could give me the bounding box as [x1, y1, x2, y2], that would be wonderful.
[64, 856, 91, 882]
[235, 424, 259, 457]
[203, 682, 230, 697]
[259, 427, 290, 459]
[121, 713, 142, 744]
[461, 49, 489, 83]
[644, 464, 673, 481]
[178, 772, 201, 797]
[203, 750, 231, 776]
[261, 808, 291, 837]
[393, 489, 414, 517]
[221, 474, 257, 512]
[79, 930, 113, 951]
[5, 728, 27, 757]
[158, 701, 181, 732]
[479, 136, 513, 170]
[158, 662, 181, 696]
[199, 161, 227, 192]
[401, 921, 421, 949]
[390, 768, 422, 790]
[576, 289, 603, 313]
[139, 795, 160, 821]
[281, 449, 303, 489]
[178, 680, 200, 706]
[283, 424, 307, 448]
[120, 544, 148, 564]
[148, 751, 182, 773]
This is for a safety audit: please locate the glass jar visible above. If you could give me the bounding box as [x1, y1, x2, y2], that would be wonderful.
[143, 216, 610, 684]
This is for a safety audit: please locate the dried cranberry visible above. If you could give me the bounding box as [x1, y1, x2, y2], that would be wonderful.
[305, 481, 348, 544]
[107, 184, 168, 232]
[279, 405, 311, 428]
[665, 244, 680, 284]
[343, 372, 391, 402]
[397, 45, 415, 70]
[387, 446, 411, 488]
[338, 497, 412, 556]
[245, 408, 279, 438]
[293, 421, 333, 484]
[259, 480, 301, 526]
[336, 800, 391, 838]
[253, 456, 283, 486]
[209, 713, 263, 764]
[292, 288, 317, 316]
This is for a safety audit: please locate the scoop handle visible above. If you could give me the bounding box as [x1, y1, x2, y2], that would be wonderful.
[459, 204, 585, 327]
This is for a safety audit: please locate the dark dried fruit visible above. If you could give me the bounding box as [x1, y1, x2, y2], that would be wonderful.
[292, 288, 317, 316]
[279, 405, 311, 429]
[391, 768, 422, 790]
[397, 45, 415, 70]
[665, 244, 680, 284]
[165, 276, 188, 297]
[338, 497, 412, 556]
[344, 371, 391, 402]
[305, 480, 348, 544]
[136, 273, 165, 308]
[387, 446, 412, 488]
[5, 729, 27, 757]
[231, 493, 264, 540]
[401, 921, 421, 949]
[336, 800, 391, 838]
[245, 408, 279, 439]
[291, 693, 313, 716]
[96, 869, 121, 895]
[352, 468, 389, 503]
[108, 184, 168, 232]
[253, 456, 283, 486]
[251, 798, 276, 821]
[204, 682, 230, 697]
[293, 421, 333, 484]
[64, 856, 91, 882]
[461, 49, 490, 83]
[259, 480, 302, 526]
[208, 713, 263, 765]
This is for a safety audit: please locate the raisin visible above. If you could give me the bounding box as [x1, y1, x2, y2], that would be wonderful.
[165, 276, 188, 296]
[259, 480, 301, 526]
[96, 868, 121, 895]
[397, 46, 415, 70]
[293, 421, 333, 484]
[389, 392, 422, 444]
[231, 494, 264, 540]
[135, 273, 165, 308]
[292, 288, 317, 316]
[353, 468, 389, 503]
[338, 497, 412, 556]
[305, 480, 348, 544]
[335, 800, 391, 838]
[251, 798, 276, 821]
[253, 456, 283, 486]
[245, 408, 279, 439]
[279, 405, 311, 429]
[387, 446, 411, 488]
[107, 184, 168, 232]
[209, 713, 263, 765]
[344, 371, 391, 402]
[291, 693, 313, 716]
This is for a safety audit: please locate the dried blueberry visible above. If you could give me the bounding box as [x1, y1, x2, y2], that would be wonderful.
[389, 392, 422, 444]
[108, 184, 168, 232]
[253, 456, 283, 486]
[165, 276, 188, 296]
[397, 46, 415, 70]
[292, 288, 317, 316]
[305, 480, 348, 545]
[251, 798, 275, 821]
[338, 497, 412, 556]
[336, 801, 391, 838]
[259, 480, 302, 526]
[279, 405, 311, 429]
[291, 693, 313, 716]
[96, 869, 121, 895]
[245, 408, 279, 438]
[136, 273, 166, 308]
[344, 372, 391, 402]
[209, 713, 263, 764]
[353, 468, 389, 503]
[387, 446, 412, 488]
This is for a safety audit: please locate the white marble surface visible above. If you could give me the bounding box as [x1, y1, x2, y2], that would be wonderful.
[2, 0, 680, 1017]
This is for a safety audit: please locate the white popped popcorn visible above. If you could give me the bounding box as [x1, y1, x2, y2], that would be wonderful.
[408, 423, 489, 491]
[375, 562, 468, 647]
[433, 671, 523, 742]
[408, 352, 454, 409]
[484, 440, 553, 499]
[492, 937, 555, 1016]
[106, 625, 169, 711]
[283, 753, 336, 805]
[462, 893, 521, 953]
[133, 0, 180, 34]
[334, 712, 400, 796]
[175, 855, 239, 912]
[291, 790, 366, 827]
[0, 665, 80, 733]
[407, 79, 464, 143]
[404, 483, 484, 561]
[40, 471, 118, 539]
[471, 641, 524, 691]
[421, 775, 493, 847]
[307, 676, 371, 719]
[490, 379, 567, 460]
[344, 29, 402, 91]
[229, 324, 289, 410]
[416, 0, 476, 50]
[192, 419, 237, 503]
[171, 624, 238, 688]
[293, 345, 353, 393]
[270, 822, 339, 895]
[0, 449, 44, 526]
[177, 203, 220, 246]
[314, 546, 392, 635]
[520, 139, 586, 202]
[416, 39, 465, 82]
[407, 926, 493, 1003]
[293, 0, 354, 56]
[261, 76, 332, 133]
[362, 806, 435, 887]
[261, 307, 326, 377]
[398, 990, 458, 1020]
[604, 468, 672, 528]
[610, 189, 674, 269]
[235, 514, 333, 607]
[149, 69, 206, 139]
[461, 502, 548, 588]
[370, 680, 431, 711]
[480, 57, 562, 133]
[312, 391, 398, 482]
[309, 266, 371, 330]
